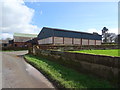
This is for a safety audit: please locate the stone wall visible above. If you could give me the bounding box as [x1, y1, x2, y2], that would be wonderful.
[35, 44, 119, 51]
[2, 46, 28, 51]
[29, 46, 120, 86]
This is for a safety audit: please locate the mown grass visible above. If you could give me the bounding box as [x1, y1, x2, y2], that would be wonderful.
[25, 54, 113, 88]
[70, 49, 120, 57]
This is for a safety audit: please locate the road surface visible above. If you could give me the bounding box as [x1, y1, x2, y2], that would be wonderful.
[2, 51, 55, 88]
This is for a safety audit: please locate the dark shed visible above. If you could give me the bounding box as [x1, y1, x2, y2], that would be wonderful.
[38, 27, 102, 40]
[38, 27, 102, 45]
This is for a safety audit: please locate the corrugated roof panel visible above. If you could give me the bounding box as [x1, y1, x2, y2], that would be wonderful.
[54, 30, 83, 38]
[38, 28, 53, 39]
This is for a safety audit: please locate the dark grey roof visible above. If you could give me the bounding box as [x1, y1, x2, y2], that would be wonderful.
[38, 27, 102, 40]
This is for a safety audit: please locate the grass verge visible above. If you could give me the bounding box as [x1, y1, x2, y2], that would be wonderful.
[24, 54, 114, 88]
[69, 49, 120, 57]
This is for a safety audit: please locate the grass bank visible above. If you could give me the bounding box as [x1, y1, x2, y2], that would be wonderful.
[24, 54, 113, 88]
[69, 49, 120, 57]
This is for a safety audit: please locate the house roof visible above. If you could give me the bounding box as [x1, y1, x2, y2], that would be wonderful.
[14, 33, 38, 38]
[38, 27, 102, 40]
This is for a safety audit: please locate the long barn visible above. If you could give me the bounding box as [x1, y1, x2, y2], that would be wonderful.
[38, 27, 102, 45]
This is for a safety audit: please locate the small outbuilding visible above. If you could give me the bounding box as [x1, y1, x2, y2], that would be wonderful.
[0, 40, 9, 47]
[38, 27, 102, 45]
[13, 33, 37, 47]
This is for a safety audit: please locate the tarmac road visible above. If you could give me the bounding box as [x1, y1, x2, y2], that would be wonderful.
[2, 51, 55, 88]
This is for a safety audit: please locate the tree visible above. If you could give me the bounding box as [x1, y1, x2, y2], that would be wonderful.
[107, 33, 117, 42]
[5, 38, 12, 41]
[115, 34, 120, 43]
[102, 27, 117, 43]
[102, 27, 109, 43]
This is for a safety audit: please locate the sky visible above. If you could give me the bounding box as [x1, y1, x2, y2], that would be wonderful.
[0, 0, 118, 40]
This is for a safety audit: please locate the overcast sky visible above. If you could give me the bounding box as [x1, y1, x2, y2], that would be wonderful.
[0, 0, 118, 40]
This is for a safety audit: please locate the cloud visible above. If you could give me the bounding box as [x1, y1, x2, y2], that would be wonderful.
[1, 0, 41, 39]
[0, 33, 13, 40]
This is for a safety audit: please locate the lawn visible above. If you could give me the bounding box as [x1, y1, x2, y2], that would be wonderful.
[25, 54, 113, 88]
[70, 49, 120, 57]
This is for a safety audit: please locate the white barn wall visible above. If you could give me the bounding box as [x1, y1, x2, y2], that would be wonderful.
[82, 39, 88, 45]
[46, 37, 53, 44]
[38, 37, 53, 44]
[74, 38, 81, 45]
[96, 40, 101, 45]
[41, 39, 46, 44]
[38, 37, 101, 45]
[54, 37, 63, 44]
[38, 39, 42, 44]
[64, 37, 72, 44]
[89, 40, 95, 45]
[38, 39, 45, 44]
[44, 37, 52, 44]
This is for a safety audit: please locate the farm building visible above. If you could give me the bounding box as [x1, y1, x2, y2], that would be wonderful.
[0, 40, 9, 47]
[13, 33, 37, 47]
[26, 37, 38, 45]
[38, 27, 102, 45]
